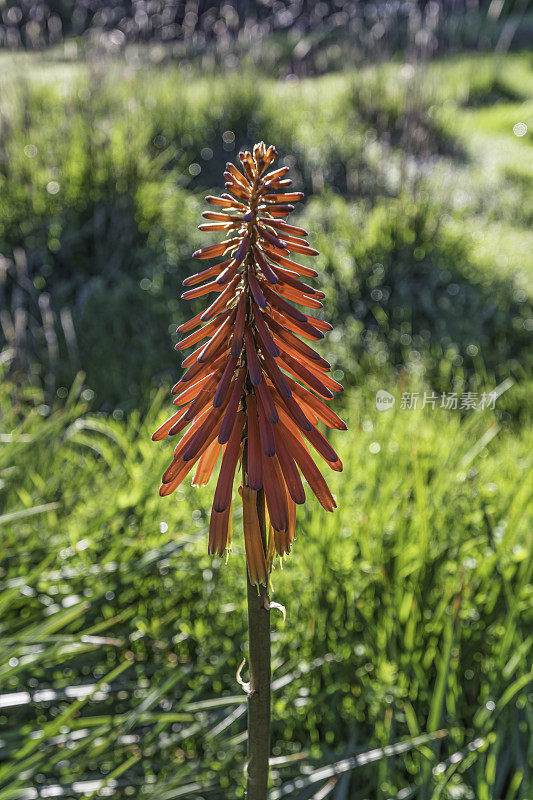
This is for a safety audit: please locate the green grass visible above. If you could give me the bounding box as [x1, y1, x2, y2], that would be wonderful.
[1, 373, 531, 798]
[1, 47, 532, 799]
[1, 51, 532, 406]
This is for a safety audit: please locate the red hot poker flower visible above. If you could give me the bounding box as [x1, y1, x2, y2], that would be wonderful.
[153, 142, 346, 585]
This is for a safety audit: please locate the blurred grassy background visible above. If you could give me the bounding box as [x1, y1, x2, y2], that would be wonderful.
[0, 4, 532, 798]
[1, 51, 532, 409]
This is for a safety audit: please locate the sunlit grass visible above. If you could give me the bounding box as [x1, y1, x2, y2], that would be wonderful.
[1, 373, 531, 798]
[0, 46, 532, 798]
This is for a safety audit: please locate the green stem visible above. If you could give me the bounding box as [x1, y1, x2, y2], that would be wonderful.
[246, 487, 271, 799]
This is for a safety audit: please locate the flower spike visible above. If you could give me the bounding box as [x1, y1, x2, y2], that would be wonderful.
[153, 142, 345, 585]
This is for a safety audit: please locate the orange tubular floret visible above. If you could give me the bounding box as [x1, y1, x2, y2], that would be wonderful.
[252, 305, 280, 357]
[242, 487, 268, 586]
[256, 388, 276, 457]
[246, 393, 263, 491]
[193, 438, 222, 487]
[219, 367, 246, 444]
[213, 411, 245, 512]
[262, 453, 289, 533]
[269, 308, 324, 341]
[271, 283, 323, 310]
[153, 141, 345, 577]
[176, 311, 231, 351]
[268, 317, 327, 366]
[209, 503, 232, 556]
[254, 379, 279, 425]
[273, 428, 306, 505]
[268, 264, 321, 297]
[172, 369, 221, 402]
[182, 259, 233, 287]
[265, 249, 318, 278]
[276, 401, 341, 468]
[152, 408, 188, 442]
[276, 350, 335, 400]
[272, 335, 327, 372]
[277, 421, 337, 511]
[285, 375, 347, 430]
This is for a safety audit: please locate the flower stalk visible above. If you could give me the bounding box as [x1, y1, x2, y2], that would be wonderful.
[245, 486, 271, 800]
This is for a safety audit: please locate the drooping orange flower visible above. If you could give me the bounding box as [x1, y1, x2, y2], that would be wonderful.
[153, 142, 346, 585]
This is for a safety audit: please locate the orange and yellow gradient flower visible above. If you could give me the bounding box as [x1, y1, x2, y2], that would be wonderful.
[153, 142, 346, 585]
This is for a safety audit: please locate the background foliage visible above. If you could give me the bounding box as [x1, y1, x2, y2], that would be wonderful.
[1, 53, 532, 409]
[1, 376, 531, 799]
